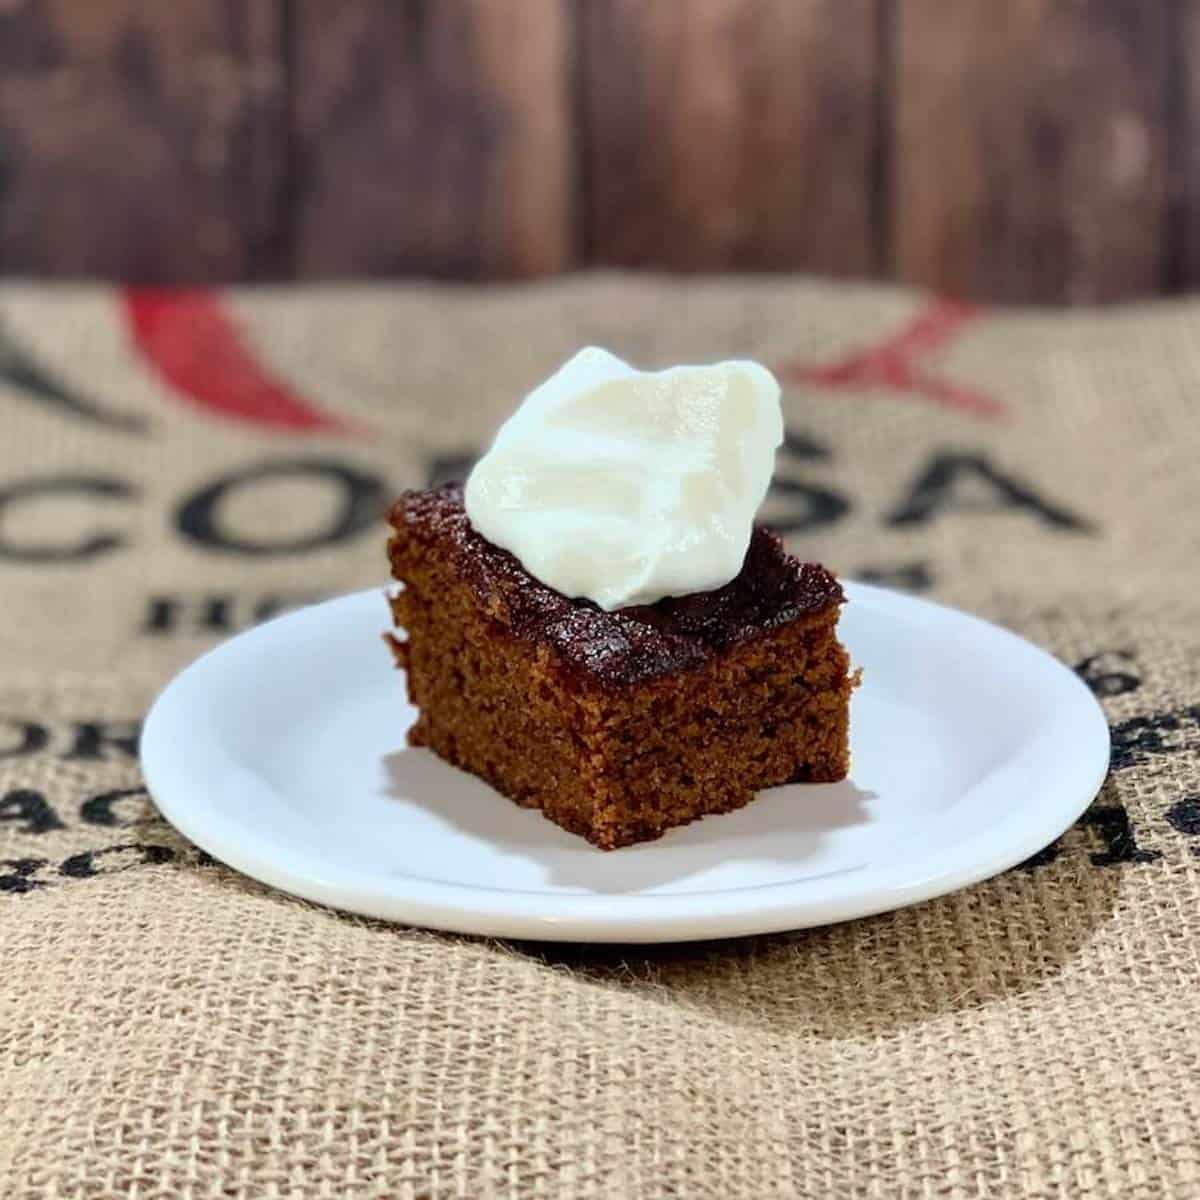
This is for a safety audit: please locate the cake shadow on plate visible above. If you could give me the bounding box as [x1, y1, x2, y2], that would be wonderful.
[382, 747, 875, 893]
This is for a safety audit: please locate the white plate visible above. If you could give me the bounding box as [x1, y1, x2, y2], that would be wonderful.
[142, 584, 1110, 944]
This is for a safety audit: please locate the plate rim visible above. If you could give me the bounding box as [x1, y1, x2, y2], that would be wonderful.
[141, 582, 1111, 943]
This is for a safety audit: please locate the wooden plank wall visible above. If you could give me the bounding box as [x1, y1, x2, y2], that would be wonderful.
[0, 0, 1187, 302]
[0, 1, 287, 281]
[582, 0, 880, 275]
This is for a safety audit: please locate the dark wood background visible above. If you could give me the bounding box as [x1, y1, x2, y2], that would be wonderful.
[0, 0, 1191, 303]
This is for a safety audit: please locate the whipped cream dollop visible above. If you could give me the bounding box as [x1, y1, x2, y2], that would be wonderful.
[464, 347, 783, 611]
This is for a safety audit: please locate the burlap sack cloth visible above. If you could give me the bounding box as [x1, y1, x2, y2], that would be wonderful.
[1, 278, 1197, 1198]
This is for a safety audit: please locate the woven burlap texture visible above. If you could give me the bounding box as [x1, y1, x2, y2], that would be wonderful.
[0, 278, 1197, 1199]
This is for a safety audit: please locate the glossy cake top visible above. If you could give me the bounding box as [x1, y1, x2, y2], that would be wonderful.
[389, 483, 843, 687]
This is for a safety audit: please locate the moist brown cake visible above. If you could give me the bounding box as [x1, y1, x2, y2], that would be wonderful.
[386, 483, 855, 850]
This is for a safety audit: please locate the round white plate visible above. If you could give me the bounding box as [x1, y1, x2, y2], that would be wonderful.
[142, 583, 1109, 944]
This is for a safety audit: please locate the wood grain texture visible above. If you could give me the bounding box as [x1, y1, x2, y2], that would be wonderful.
[1177, 0, 1200, 288]
[893, 0, 1169, 304]
[582, 0, 879, 272]
[0, 0, 1188, 299]
[0, 0, 285, 281]
[290, 0, 575, 279]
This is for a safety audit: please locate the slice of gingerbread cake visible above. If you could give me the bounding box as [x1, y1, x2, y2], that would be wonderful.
[386, 482, 853, 850]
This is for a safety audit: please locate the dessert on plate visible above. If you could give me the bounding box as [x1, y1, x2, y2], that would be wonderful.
[386, 348, 855, 849]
